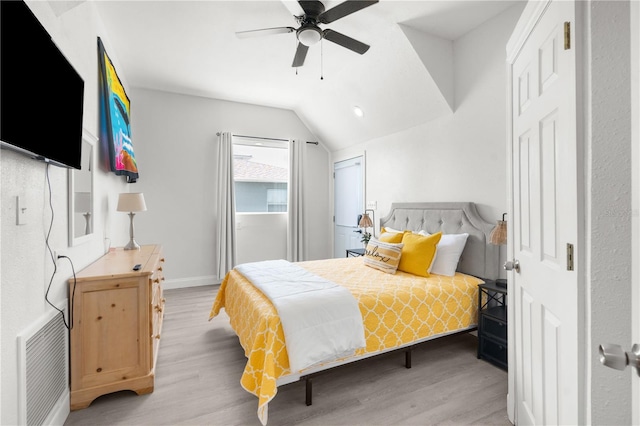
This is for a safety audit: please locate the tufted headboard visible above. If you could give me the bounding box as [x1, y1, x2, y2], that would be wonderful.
[379, 202, 499, 280]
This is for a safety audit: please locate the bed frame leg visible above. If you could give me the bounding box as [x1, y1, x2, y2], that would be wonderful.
[405, 348, 412, 369]
[305, 377, 312, 406]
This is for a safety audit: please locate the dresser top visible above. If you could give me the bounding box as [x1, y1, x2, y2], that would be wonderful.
[73, 244, 162, 282]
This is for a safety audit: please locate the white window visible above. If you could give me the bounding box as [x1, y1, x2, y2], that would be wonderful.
[233, 137, 288, 213]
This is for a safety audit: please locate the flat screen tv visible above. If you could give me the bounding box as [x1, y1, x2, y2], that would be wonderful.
[0, 0, 85, 170]
[98, 37, 138, 183]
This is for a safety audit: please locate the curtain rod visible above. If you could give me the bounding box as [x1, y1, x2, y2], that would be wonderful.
[216, 132, 319, 146]
[232, 134, 288, 142]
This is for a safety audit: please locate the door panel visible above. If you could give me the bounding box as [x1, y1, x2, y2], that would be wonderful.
[334, 157, 363, 258]
[510, 1, 580, 424]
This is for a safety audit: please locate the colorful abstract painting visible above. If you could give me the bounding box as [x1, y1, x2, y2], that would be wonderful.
[98, 37, 138, 183]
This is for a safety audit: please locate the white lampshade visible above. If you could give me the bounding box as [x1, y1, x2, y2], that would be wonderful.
[117, 193, 147, 213]
[74, 192, 91, 213]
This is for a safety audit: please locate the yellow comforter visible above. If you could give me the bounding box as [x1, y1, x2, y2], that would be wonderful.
[209, 257, 482, 423]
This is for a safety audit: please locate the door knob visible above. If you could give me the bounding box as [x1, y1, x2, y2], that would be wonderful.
[599, 343, 640, 376]
[504, 259, 520, 273]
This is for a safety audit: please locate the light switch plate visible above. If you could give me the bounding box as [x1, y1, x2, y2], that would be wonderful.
[16, 195, 27, 225]
[366, 201, 377, 210]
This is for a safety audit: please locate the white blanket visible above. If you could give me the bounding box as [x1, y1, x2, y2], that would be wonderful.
[235, 259, 366, 373]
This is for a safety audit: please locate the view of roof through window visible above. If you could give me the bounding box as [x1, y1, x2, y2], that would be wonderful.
[233, 137, 289, 213]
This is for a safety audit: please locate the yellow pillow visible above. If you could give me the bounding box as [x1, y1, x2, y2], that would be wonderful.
[379, 227, 406, 243]
[397, 232, 442, 277]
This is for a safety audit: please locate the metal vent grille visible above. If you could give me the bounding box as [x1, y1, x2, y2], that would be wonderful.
[18, 310, 68, 426]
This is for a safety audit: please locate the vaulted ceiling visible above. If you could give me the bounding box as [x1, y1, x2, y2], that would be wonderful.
[95, 1, 521, 152]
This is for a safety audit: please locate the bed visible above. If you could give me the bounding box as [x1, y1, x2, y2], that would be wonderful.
[209, 202, 499, 425]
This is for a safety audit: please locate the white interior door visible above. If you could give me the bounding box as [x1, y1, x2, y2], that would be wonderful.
[508, 1, 581, 424]
[334, 156, 363, 258]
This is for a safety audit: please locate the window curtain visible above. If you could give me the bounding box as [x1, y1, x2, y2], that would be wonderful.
[287, 139, 305, 262]
[215, 132, 236, 280]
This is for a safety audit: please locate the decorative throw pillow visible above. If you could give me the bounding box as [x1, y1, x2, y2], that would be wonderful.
[363, 238, 403, 274]
[418, 232, 469, 276]
[397, 232, 442, 277]
[379, 227, 406, 243]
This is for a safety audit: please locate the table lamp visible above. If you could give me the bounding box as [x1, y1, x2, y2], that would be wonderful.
[489, 213, 507, 287]
[117, 193, 147, 250]
[358, 209, 375, 245]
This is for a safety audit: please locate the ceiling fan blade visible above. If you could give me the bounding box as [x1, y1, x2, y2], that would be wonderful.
[318, 0, 378, 24]
[292, 42, 309, 67]
[297, 1, 325, 17]
[236, 27, 296, 39]
[323, 29, 370, 54]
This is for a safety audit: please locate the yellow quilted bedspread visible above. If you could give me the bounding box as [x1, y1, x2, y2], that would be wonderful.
[209, 257, 483, 424]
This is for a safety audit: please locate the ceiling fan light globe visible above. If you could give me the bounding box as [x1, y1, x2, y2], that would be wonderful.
[297, 27, 322, 46]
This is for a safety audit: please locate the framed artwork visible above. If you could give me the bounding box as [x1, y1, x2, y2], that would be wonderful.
[98, 37, 138, 183]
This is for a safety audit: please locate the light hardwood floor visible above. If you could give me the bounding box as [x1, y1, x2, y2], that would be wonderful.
[65, 285, 510, 426]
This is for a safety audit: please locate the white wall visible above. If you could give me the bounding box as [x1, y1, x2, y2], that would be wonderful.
[129, 88, 332, 289]
[0, 2, 132, 424]
[631, 2, 640, 423]
[585, 1, 633, 423]
[333, 4, 524, 261]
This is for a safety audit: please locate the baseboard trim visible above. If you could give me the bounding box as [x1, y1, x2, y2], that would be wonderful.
[48, 390, 70, 426]
[163, 275, 220, 290]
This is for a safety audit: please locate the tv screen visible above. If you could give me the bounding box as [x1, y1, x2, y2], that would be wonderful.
[0, 0, 85, 170]
[98, 37, 138, 183]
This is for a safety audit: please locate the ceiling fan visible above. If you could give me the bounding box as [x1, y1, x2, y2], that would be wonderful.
[236, 0, 379, 68]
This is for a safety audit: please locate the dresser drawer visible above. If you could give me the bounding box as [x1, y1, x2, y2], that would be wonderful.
[480, 314, 507, 342]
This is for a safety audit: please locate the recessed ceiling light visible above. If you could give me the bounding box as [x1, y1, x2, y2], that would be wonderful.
[353, 106, 364, 118]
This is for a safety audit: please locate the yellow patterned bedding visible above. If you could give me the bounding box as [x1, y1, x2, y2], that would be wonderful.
[209, 257, 483, 424]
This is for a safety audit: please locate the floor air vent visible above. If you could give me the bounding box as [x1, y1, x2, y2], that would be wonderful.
[18, 308, 69, 426]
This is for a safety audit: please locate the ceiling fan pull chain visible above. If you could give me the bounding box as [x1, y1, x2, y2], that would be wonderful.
[320, 39, 324, 81]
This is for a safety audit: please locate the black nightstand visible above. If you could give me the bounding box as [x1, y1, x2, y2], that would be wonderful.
[477, 280, 508, 370]
[346, 248, 365, 257]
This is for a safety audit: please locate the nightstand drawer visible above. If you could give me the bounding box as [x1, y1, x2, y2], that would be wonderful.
[480, 337, 507, 368]
[480, 315, 507, 342]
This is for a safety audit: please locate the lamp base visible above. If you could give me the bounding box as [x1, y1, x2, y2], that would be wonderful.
[124, 212, 140, 250]
[124, 239, 140, 250]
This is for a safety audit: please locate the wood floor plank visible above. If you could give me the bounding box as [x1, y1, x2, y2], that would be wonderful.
[65, 285, 510, 426]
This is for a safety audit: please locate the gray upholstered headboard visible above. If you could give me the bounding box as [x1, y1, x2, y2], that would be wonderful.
[379, 202, 499, 280]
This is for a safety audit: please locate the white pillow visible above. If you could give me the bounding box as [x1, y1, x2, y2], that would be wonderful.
[381, 226, 402, 234]
[419, 231, 469, 276]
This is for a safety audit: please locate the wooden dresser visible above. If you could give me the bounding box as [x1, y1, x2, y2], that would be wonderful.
[69, 244, 165, 410]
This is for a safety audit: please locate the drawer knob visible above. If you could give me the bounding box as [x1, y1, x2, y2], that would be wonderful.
[158, 266, 163, 271]
[155, 334, 161, 339]
[154, 278, 160, 283]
